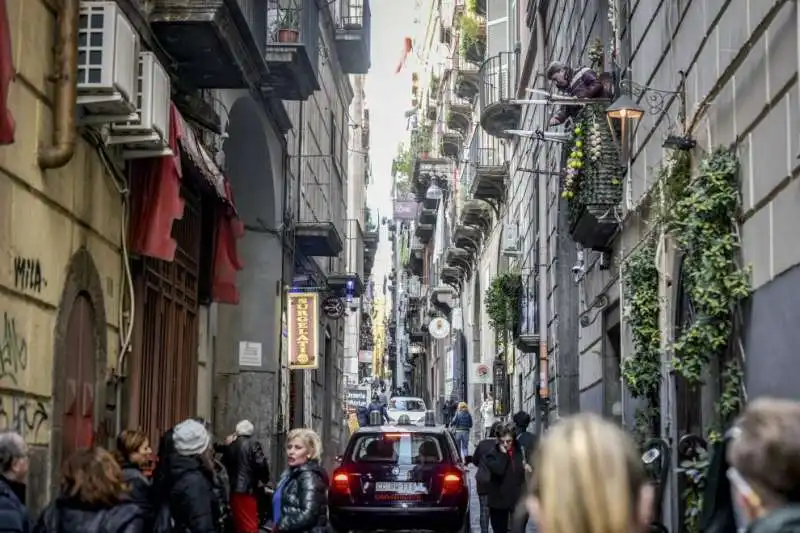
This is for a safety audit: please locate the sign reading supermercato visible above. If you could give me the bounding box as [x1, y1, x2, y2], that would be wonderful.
[346, 388, 369, 412]
[288, 291, 319, 370]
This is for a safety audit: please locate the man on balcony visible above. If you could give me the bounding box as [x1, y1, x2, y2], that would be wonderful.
[546, 61, 611, 126]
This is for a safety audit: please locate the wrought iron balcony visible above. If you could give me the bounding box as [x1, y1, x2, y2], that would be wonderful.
[344, 219, 365, 282]
[444, 89, 472, 134]
[440, 266, 464, 292]
[479, 51, 522, 138]
[439, 125, 463, 158]
[334, 0, 371, 74]
[467, 125, 506, 204]
[444, 247, 472, 278]
[459, 199, 492, 233]
[263, 0, 321, 100]
[415, 220, 434, 244]
[452, 223, 481, 258]
[150, 0, 269, 88]
[418, 201, 436, 225]
[452, 55, 480, 102]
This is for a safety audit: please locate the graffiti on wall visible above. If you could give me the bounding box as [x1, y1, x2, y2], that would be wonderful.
[13, 257, 47, 293]
[0, 393, 50, 444]
[0, 313, 27, 385]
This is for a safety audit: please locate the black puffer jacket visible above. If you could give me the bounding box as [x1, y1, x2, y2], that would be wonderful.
[33, 498, 144, 533]
[168, 455, 220, 533]
[220, 436, 270, 494]
[484, 444, 526, 510]
[275, 461, 329, 533]
[120, 464, 152, 517]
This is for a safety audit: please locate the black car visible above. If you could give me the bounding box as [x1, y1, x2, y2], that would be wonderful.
[329, 418, 470, 532]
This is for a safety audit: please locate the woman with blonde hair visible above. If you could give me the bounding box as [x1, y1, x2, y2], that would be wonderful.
[526, 413, 654, 533]
[450, 401, 473, 458]
[113, 429, 153, 515]
[272, 428, 329, 533]
[33, 447, 145, 533]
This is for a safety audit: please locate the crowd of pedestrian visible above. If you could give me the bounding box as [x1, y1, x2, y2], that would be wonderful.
[0, 396, 798, 533]
[0, 418, 329, 533]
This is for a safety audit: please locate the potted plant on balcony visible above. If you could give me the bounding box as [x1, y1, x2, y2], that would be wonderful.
[460, 14, 486, 65]
[276, 8, 300, 43]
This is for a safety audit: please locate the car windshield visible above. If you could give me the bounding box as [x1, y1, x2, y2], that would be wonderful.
[351, 433, 444, 464]
[389, 399, 426, 411]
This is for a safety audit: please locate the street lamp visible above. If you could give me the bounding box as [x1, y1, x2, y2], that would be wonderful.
[605, 95, 645, 164]
[605, 71, 694, 164]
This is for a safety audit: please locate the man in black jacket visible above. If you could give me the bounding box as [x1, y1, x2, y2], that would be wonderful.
[219, 420, 271, 533]
[0, 431, 29, 533]
[472, 422, 502, 533]
[512, 411, 538, 533]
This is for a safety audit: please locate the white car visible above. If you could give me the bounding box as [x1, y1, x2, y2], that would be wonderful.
[387, 396, 428, 425]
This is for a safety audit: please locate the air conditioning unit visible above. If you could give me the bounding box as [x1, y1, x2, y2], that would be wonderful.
[502, 223, 520, 256]
[107, 52, 172, 159]
[76, 1, 139, 119]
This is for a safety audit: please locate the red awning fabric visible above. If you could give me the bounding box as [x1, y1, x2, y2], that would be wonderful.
[128, 102, 243, 303]
[128, 104, 185, 261]
[211, 180, 244, 305]
[0, 0, 15, 144]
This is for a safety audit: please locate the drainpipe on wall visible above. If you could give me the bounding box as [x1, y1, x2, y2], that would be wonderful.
[39, 0, 79, 169]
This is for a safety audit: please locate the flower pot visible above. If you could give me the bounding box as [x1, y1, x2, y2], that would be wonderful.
[277, 29, 299, 43]
[420, 152, 429, 159]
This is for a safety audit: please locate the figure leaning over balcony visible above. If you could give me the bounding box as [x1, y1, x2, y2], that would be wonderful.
[546, 61, 613, 126]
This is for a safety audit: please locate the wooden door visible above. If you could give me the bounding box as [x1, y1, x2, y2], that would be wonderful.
[62, 294, 96, 461]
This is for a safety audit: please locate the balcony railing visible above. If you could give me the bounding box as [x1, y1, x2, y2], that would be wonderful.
[150, 0, 270, 88]
[262, 0, 320, 100]
[468, 124, 504, 169]
[479, 51, 522, 138]
[452, 55, 479, 102]
[444, 84, 472, 133]
[439, 124, 464, 158]
[345, 219, 365, 281]
[335, 0, 371, 74]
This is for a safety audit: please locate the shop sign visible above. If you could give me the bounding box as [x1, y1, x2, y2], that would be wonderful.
[288, 292, 319, 370]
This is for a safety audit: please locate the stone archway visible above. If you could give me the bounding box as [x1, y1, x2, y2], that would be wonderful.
[214, 94, 285, 462]
[50, 248, 108, 502]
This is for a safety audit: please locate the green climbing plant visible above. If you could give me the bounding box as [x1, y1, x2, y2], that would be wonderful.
[665, 148, 748, 533]
[670, 148, 750, 385]
[621, 236, 662, 444]
[484, 272, 522, 342]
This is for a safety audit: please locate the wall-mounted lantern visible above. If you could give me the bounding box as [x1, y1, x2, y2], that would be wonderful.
[605, 71, 695, 165]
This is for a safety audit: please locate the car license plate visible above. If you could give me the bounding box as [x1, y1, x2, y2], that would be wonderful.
[375, 481, 427, 494]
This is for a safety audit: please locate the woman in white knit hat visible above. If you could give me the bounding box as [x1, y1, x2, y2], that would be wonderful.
[165, 419, 223, 533]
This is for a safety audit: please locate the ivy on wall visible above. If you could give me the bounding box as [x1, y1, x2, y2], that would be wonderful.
[670, 148, 750, 386]
[484, 272, 522, 343]
[621, 236, 661, 444]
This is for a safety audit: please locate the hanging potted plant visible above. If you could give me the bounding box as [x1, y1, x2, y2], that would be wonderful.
[276, 8, 300, 43]
[460, 14, 486, 64]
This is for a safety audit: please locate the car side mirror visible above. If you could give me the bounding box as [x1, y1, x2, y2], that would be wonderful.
[464, 455, 473, 464]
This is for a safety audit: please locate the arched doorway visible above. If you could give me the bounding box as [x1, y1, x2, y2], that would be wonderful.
[51, 247, 108, 501]
[215, 94, 284, 462]
[62, 294, 96, 460]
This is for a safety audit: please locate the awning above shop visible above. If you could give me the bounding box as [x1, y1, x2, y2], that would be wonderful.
[129, 103, 243, 304]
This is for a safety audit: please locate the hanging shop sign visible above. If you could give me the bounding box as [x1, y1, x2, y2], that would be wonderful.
[428, 317, 450, 339]
[322, 296, 346, 319]
[288, 291, 319, 370]
[473, 362, 492, 384]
